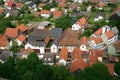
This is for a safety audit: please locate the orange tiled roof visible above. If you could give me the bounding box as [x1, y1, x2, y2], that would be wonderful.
[94, 27, 102, 36]
[89, 51, 98, 66]
[70, 58, 88, 72]
[38, 3, 46, 8]
[96, 2, 105, 8]
[40, 10, 50, 14]
[79, 36, 87, 45]
[105, 30, 114, 39]
[71, 47, 82, 61]
[105, 63, 114, 75]
[16, 34, 26, 42]
[61, 0, 66, 3]
[5, 28, 18, 38]
[0, 8, 3, 14]
[90, 36, 103, 44]
[6, 1, 14, 7]
[17, 24, 27, 32]
[58, 3, 66, 8]
[77, 17, 87, 28]
[16, 2, 23, 8]
[0, 34, 7, 47]
[60, 47, 68, 61]
[53, 10, 62, 18]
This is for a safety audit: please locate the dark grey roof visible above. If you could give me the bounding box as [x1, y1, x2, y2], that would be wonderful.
[95, 12, 105, 18]
[32, 29, 50, 38]
[7, 9, 19, 16]
[69, 12, 83, 17]
[29, 41, 45, 47]
[28, 36, 46, 47]
[112, 27, 119, 35]
[0, 50, 13, 61]
[51, 28, 62, 39]
[43, 53, 55, 63]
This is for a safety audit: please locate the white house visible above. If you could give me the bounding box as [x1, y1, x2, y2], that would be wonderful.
[51, 44, 58, 53]
[40, 10, 51, 18]
[58, 47, 68, 66]
[72, 17, 87, 31]
[25, 42, 45, 54]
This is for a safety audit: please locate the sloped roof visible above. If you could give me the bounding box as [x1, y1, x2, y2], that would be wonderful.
[0, 34, 8, 47]
[105, 63, 114, 75]
[5, 28, 18, 38]
[16, 34, 26, 42]
[53, 10, 63, 18]
[113, 40, 120, 52]
[105, 30, 114, 39]
[40, 10, 50, 14]
[59, 47, 68, 61]
[79, 36, 88, 46]
[17, 24, 27, 32]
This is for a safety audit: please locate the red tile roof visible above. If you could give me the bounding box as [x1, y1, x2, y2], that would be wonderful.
[40, 10, 50, 14]
[5, 28, 18, 38]
[60, 47, 68, 61]
[6, 1, 14, 7]
[61, 0, 66, 3]
[79, 36, 87, 45]
[17, 24, 27, 32]
[105, 63, 114, 75]
[89, 49, 104, 57]
[96, 2, 105, 8]
[58, 3, 66, 8]
[16, 2, 23, 8]
[89, 36, 103, 44]
[0, 34, 7, 47]
[71, 47, 82, 61]
[70, 58, 88, 72]
[113, 40, 120, 52]
[105, 30, 114, 39]
[53, 10, 62, 18]
[89, 50, 98, 66]
[0, 8, 3, 14]
[38, 3, 46, 8]
[94, 27, 102, 36]
[77, 17, 87, 28]
[16, 34, 26, 42]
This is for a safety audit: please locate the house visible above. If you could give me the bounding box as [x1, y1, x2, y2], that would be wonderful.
[58, 28, 79, 52]
[0, 50, 13, 63]
[73, 0, 84, 3]
[89, 49, 104, 62]
[38, 3, 46, 10]
[68, 4, 79, 12]
[21, 48, 35, 59]
[72, 17, 87, 31]
[0, 34, 8, 49]
[53, 10, 63, 18]
[4, 0, 15, 9]
[110, 7, 120, 20]
[15, 34, 26, 46]
[7, 9, 19, 16]
[17, 24, 28, 32]
[105, 63, 114, 75]
[70, 47, 88, 72]
[79, 36, 88, 51]
[43, 53, 55, 65]
[108, 40, 120, 55]
[94, 12, 105, 21]
[87, 36, 105, 49]
[0, 8, 4, 14]
[70, 58, 88, 72]
[96, 2, 105, 10]
[15, 2, 23, 10]
[40, 10, 51, 18]
[25, 36, 46, 54]
[58, 47, 68, 66]
[5, 28, 18, 39]
[89, 50, 98, 66]
[101, 27, 119, 45]
[58, 2, 66, 8]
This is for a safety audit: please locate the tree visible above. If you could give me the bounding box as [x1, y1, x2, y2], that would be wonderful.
[55, 15, 73, 30]
[78, 62, 113, 80]
[52, 66, 71, 80]
[0, 0, 4, 5]
[115, 62, 120, 79]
